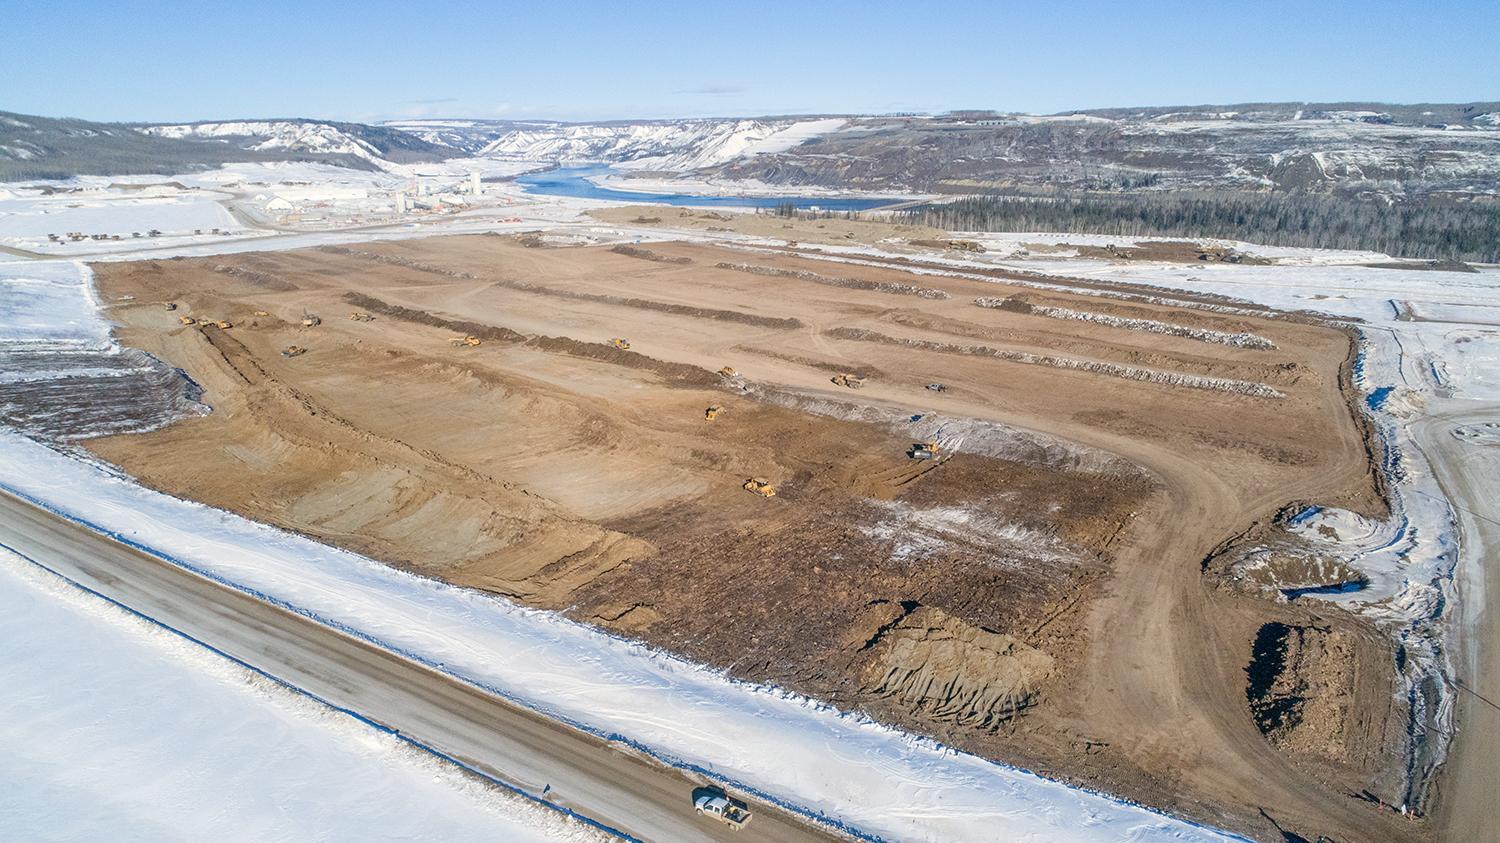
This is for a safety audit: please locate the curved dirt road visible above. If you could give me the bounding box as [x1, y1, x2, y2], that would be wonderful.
[967, 394, 1418, 840]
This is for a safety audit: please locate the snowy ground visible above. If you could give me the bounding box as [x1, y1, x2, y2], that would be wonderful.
[0, 189, 263, 256]
[0, 546, 603, 843]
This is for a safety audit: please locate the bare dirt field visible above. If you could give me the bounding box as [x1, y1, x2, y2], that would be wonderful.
[85, 232, 1416, 841]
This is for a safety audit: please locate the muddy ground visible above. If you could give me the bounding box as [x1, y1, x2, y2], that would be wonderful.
[82, 233, 1415, 841]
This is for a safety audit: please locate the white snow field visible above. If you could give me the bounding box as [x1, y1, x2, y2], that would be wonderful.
[0, 190, 257, 256]
[0, 259, 110, 350]
[0, 546, 602, 843]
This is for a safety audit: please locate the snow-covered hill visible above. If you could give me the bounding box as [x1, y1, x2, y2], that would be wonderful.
[140, 120, 449, 169]
[390, 117, 846, 170]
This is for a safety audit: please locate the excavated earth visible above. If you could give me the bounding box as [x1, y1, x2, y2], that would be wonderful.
[79, 232, 1416, 842]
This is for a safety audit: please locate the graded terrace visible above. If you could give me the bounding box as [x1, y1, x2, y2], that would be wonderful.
[86, 227, 1402, 841]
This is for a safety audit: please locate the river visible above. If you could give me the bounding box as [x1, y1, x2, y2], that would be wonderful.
[515, 165, 900, 211]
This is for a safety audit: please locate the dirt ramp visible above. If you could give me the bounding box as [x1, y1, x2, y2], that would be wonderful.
[863, 605, 1054, 729]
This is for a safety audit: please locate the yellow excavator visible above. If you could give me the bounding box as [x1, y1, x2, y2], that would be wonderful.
[281, 345, 307, 358]
[213, 320, 233, 329]
[609, 337, 631, 350]
[743, 477, 776, 497]
[449, 335, 482, 347]
[705, 405, 722, 421]
[718, 366, 737, 378]
[177, 315, 196, 326]
[349, 311, 375, 322]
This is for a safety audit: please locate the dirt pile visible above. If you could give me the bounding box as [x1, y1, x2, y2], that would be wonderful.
[715, 261, 950, 299]
[210, 263, 299, 291]
[826, 327, 1286, 398]
[1247, 622, 1363, 762]
[343, 292, 529, 343]
[862, 605, 1054, 728]
[610, 244, 692, 264]
[975, 296, 1277, 349]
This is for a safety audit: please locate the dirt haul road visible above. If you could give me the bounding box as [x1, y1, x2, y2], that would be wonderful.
[1417, 402, 1500, 842]
[0, 490, 839, 843]
[82, 233, 1409, 841]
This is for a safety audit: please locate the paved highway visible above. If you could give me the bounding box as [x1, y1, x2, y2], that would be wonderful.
[0, 490, 845, 843]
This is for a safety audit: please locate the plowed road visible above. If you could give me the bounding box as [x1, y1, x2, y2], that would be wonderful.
[0, 490, 844, 843]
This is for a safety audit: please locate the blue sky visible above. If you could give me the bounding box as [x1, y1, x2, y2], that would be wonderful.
[6, 0, 1496, 123]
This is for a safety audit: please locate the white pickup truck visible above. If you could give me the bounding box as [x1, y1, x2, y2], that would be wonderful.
[693, 786, 752, 831]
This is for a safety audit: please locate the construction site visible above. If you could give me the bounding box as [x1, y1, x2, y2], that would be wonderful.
[81, 221, 1412, 842]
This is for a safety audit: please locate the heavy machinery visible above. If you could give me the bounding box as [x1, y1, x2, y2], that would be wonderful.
[281, 345, 307, 358]
[163, 302, 178, 312]
[926, 383, 947, 392]
[717, 366, 738, 378]
[609, 337, 631, 350]
[177, 315, 196, 326]
[909, 440, 941, 460]
[742, 477, 776, 497]
[704, 405, 722, 421]
[348, 311, 375, 322]
[213, 320, 233, 329]
[449, 335, 482, 347]
[301, 311, 322, 328]
[693, 786, 752, 831]
[253, 310, 270, 317]
[831, 373, 866, 389]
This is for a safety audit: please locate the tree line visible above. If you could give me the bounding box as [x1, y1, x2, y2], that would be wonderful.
[899, 193, 1500, 263]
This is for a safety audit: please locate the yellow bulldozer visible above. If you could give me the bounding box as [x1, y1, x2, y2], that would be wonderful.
[213, 320, 233, 329]
[909, 440, 941, 460]
[831, 373, 865, 389]
[609, 337, 631, 350]
[449, 335, 482, 347]
[705, 405, 722, 421]
[743, 477, 776, 497]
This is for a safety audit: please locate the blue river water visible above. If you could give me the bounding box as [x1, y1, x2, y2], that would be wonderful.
[515, 165, 900, 211]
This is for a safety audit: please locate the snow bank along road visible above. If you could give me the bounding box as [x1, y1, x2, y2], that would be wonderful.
[0, 544, 601, 843]
[0, 490, 831, 843]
